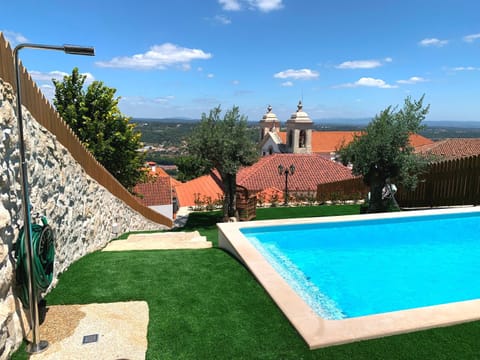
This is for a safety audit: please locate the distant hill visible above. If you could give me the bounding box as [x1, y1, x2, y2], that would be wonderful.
[313, 118, 480, 129]
[313, 118, 371, 126]
[133, 117, 480, 128]
[423, 120, 480, 129]
[132, 117, 198, 123]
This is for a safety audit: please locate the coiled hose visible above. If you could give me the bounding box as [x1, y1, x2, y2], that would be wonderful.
[15, 216, 55, 308]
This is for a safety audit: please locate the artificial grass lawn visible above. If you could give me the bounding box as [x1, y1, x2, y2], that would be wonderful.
[180, 204, 363, 246]
[14, 205, 480, 359]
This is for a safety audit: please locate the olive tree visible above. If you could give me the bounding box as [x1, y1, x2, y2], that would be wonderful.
[338, 96, 430, 212]
[187, 106, 258, 219]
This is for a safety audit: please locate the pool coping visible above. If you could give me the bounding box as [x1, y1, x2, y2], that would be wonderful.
[217, 207, 480, 349]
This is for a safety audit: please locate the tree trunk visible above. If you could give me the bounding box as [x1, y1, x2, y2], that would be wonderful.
[367, 172, 386, 213]
[368, 174, 400, 213]
[222, 173, 237, 220]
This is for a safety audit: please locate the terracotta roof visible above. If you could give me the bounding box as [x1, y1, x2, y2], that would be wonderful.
[237, 153, 356, 192]
[174, 173, 224, 207]
[276, 131, 432, 153]
[148, 166, 170, 177]
[408, 133, 434, 148]
[133, 176, 172, 206]
[311, 131, 358, 153]
[416, 138, 480, 160]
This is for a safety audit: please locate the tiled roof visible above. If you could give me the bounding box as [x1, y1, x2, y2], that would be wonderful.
[237, 153, 356, 192]
[416, 138, 480, 160]
[408, 133, 434, 148]
[134, 176, 172, 206]
[276, 131, 432, 153]
[311, 131, 358, 153]
[174, 173, 224, 207]
[148, 166, 170, 177]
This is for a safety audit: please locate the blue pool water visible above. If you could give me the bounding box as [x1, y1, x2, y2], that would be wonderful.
[241, 211, 480, 319]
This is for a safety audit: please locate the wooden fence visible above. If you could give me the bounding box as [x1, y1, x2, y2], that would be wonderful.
[0, 32, 172, 228]
[397, 155, 480, 207]
[316, 177, 368, 203]
[316, 156, 480, 208]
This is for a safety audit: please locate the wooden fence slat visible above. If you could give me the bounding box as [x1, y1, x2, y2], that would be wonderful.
[397, 155, 480, 208]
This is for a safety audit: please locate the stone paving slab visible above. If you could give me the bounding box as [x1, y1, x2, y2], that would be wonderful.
[102, 231, 212, 251]
[29, 301, 148, 360]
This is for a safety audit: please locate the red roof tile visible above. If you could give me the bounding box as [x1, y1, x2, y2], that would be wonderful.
[416, 138, 480, 159]
[276, 131, 432, 153]
[237, 153, 356, 192]
[311, 131, 358, 153]
[174, 173, 224, 207]
[408, 133, 434, 148]
[133, 176, 172, 206]
[149, 166, 170, 177]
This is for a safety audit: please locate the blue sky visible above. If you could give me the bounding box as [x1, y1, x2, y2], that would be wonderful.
[3, 0, 480, 122]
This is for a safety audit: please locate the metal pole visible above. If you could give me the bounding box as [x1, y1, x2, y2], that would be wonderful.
[13, 42, 94, 354]
[284, 171, 289, 206]
[14, 45, 48, 354]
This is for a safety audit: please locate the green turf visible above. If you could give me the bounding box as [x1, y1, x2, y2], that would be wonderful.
[255, 204, 361, 220]
[12, 205, 480, 359]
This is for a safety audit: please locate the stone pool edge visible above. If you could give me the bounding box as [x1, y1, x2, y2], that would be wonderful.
[217, 207, 480, 349]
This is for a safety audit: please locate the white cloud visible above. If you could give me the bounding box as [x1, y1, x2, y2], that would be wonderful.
[419, 38, 448, 47]
[452, 66, 480, 71]
[336, 59, 380, 69]
[154, 95, 175, 103]
[250, 0, 283, 12]
[30, 70, 68, 82]
[219, 0, 283, 12]
[1, 30, 28, 46]
[96, 43, 212, 70]
[207, 73, 215, 78]
[463, 33, 480, 43]
[396, 76, 428, 84]
[338, 77, 397, 89]
[29, 70, 95, 84]
[274, 68, 319, 80]
[214, 15, 232, 24]
[219, 0, 241, 10]
[232, 80, 240, 85]
[281, 81, 293, 87]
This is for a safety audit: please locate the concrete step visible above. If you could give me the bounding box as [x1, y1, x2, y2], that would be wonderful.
[102, 231, 212, 251]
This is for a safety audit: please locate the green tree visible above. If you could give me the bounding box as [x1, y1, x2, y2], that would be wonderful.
[338, 96, 430, 213]
[175, 155, 210, 182]
[187, 106, 258, 219]
[53, 68, 145, 190]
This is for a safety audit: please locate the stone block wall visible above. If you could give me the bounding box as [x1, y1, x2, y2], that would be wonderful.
[0, 78, 167, 358]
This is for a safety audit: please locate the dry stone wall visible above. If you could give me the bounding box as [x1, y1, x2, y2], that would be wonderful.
[0, 78, 167, 359]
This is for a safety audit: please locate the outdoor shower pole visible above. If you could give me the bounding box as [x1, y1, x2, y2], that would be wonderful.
[13, 43, 94, 354]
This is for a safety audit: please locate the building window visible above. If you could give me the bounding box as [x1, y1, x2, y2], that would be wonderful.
[299, 130, 306, 148]
[288, 131, 293, 147]
[268, 145, 274, 155]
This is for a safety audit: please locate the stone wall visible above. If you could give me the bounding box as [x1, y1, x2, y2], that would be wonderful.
[0, 78, 167, 358]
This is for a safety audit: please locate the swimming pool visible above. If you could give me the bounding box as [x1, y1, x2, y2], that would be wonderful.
[241, 211, 480, 320]
[218, 207, 480, 349]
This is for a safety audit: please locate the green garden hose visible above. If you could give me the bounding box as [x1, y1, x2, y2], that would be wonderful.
[15, 217, 55, 308]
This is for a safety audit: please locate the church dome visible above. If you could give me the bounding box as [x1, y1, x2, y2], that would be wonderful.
[260, 105, 280, 123]
[287, 101, 312, 123]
